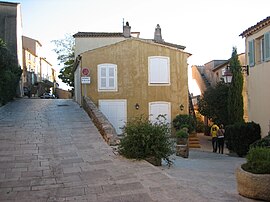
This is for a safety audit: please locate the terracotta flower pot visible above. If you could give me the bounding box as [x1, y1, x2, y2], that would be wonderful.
[236, 166, 270, 201]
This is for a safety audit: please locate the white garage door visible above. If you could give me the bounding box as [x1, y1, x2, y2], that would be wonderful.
[99, 99, 127, 135]
[149, 102, 171, 124]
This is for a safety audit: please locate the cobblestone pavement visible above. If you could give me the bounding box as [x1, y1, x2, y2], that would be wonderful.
[0, 99, 254, 202]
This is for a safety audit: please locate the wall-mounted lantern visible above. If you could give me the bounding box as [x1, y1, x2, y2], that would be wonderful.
[180, 104, 184, 111]
[224, 65, 249, 84]
[135, 103, 140, 110]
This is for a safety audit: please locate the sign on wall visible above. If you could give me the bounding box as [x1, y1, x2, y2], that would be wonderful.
[82, 67, 90, 76]
[81, 77, 91, 84]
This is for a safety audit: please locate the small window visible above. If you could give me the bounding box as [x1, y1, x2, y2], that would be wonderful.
[248, 40, 255, 66]
[148, 56, 170, 85]
[256, 36, 265, 63]
[98, 64, 117, 91]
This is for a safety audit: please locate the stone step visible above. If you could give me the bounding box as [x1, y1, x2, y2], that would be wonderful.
[189, 133, 201, 148]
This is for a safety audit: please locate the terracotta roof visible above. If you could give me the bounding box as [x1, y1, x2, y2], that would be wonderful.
[0, 1, 19, 5]
[239, 16, 270, 38]
[73, 32, 124, 38]
[154, 40, 186, 50]
[73, 32, 186, 50]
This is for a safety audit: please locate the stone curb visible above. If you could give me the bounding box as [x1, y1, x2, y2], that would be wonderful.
[82, 96, 119, 146]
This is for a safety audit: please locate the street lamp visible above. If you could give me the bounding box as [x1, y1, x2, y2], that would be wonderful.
[223, 65, 249, 84]
[223, 67, 233, 84]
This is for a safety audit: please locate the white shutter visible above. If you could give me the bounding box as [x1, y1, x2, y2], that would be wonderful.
[108, 67, 115, 88]
[248, 40, 255, 66]
[159, 58, 169, 83]
[100, 67, 107, 89]
[148, 57, 170, 84]
[149, 58, 159, 83]
[99, 100, 127, 135]
[264, 32, 270, 61]
[98, 64, 117, 91]
[149, 102, 171, 124]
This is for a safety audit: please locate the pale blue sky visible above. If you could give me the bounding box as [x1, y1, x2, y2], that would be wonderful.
[3, 0, 270, 93]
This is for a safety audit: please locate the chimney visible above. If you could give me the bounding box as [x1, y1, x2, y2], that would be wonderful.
[154, 24, 163, 42]
[123, 22, 131, 38]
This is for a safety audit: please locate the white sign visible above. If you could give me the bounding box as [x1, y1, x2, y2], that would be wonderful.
[81, 77, 91, 84]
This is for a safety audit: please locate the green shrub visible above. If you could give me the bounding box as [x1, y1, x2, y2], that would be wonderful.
[195, 118, 205, 133]
[176, 129, 189, 138]
[0, 38, 22, 105]
[119, 116, 174, 166]
[242, 147, 270, 174]
[250, 134, 270, 148]
[173, 114, 195, 133]
[225, 122, 261, 157]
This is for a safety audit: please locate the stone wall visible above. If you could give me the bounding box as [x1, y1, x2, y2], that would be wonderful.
[82, 96, 119, 146]
[55, 88, 72, 99]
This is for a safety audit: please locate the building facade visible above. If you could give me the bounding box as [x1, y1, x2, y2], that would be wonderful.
[74, 24, 190, 134]
[22, 36, 56, 96]
[240, 16, 270, 137]
[191, 53, 248, 124]
[0, 1, 23, 96]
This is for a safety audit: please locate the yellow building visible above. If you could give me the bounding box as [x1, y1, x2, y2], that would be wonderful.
[240, 16, 270, 137]
[74, 24, 190, 134]
[22, 36, 56, 96]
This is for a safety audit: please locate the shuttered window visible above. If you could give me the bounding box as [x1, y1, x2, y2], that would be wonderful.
[98, 64, 117, 91]
[264, 32, 270, 61]
[248, 40, 255, 67]
[148, 56, 170, 85]
[149, 102, 171, 124]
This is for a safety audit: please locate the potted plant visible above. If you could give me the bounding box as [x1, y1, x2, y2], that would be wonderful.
[176, 128, 189, 145]
[175, 128, 189, 158]
[236, 146, 270, 201]
[118, 116, 174, 166]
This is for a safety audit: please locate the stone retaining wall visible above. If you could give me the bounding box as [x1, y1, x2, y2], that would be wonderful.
[82, 96, 119, 146]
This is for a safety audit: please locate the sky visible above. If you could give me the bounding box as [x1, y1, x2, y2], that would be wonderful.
[3, 0, 270, 93]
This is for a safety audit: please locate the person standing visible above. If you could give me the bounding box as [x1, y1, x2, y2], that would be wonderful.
[217, 124, 225, 154]
[210, 123, 219, 152]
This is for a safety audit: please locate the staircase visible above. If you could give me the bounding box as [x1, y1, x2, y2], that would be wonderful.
[201, 73, 211, 88]
[189, 133, 201, 148]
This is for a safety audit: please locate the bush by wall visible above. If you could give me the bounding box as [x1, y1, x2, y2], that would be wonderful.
[119, 116, 174, 166]
[242, 147, 270, 174]
[0, 39, 22, 105]
[225, 122, 261, 157]
[172, 114, 196, 133]
[250, 133, 270, 148]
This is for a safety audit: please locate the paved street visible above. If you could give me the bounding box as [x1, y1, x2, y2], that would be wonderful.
[0, 99, 254, 201]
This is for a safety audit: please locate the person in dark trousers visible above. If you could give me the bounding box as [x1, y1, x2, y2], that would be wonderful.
[210, 123, 219, 152]
[217, 124, 225, 154]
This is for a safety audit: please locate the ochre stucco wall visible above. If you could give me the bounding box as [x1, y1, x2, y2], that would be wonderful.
[246, 26, 270, 137]
[80, 39, 189, 122]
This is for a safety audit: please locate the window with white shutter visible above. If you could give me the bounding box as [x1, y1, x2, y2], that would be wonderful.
[264, 32, 270, 61]
[98, 64, 117, 91]
[148, 56, 170, 85]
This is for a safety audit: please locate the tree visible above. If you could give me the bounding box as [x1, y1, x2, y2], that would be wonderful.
[198, 82, 229, 125]
[227, 47, 244, 124]
[0, 38, 22, 105]
[52, 34, 75, 90]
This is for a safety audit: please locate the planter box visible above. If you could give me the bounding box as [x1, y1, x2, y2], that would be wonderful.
[176, 144, 189, 158]
[145, 156, 162, 166]
[176, 137, 188, 145]
[236, 166, 270, 201]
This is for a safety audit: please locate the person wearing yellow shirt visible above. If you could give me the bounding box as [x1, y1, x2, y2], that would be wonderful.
[210, 124, 219, 152]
